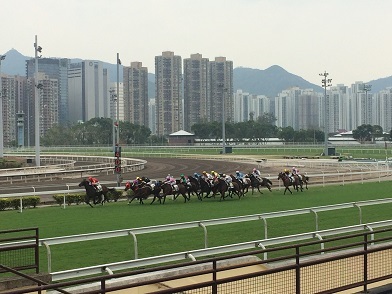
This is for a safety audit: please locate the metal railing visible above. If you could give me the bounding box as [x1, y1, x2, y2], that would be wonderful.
[7, 228, 392, 294]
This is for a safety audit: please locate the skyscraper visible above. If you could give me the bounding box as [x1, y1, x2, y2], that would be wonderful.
[68, 60, 110, 123]
[155, 51, 182, 136]
[123, 62, 149, 127]
[209, 57, 233, 123]
[26, 58, 69, 124]
[183, 53, 210, 131]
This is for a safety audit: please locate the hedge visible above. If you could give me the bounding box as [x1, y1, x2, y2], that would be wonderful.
[0, 196, 40, 210]
[53, 189, 124, 206]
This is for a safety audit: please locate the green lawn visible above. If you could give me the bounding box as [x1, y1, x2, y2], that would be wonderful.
[1, 181, 391, 272]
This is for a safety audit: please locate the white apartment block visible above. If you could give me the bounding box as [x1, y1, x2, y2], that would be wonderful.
[109, 82, 124, 123]
[68, 60, 110, 123]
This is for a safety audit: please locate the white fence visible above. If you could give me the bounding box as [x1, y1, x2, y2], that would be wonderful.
[47, 219, 392, 281]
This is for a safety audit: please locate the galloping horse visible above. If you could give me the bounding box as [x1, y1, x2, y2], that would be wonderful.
[210, 178, 229, 201]
[298, 174, 310, 190]
[246, 174, 273, 194]
[160, 182, 189, 204]
[125, 180, 162, 204]
[188, 176, 212, 199]
[228, 175, 244, 199]
[277, 172, 301, 195]
[78, 179, 115, 207]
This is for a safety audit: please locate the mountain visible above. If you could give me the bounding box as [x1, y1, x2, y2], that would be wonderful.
[233, 66, 323, 97]
[2, 49, 392, 98]
[1, 49, 28, 75]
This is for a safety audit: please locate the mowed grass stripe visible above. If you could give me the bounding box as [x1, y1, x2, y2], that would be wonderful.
[1, 181, 391, 272]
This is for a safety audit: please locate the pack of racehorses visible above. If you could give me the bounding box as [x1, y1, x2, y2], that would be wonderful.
[78, 171, 309, 207]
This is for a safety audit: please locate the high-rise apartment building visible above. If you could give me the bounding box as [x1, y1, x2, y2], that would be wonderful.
[209, 57, 233, 123]
[109, 82, 124, 123]
[0, 75, 26, 146]
[155, 51, 182, 136]
[68, 60, 110, 123]
[26, 58, 69, 124]
[234, 90, 270, 123]
[123, 62, 148, 127]
[183, 53, 210, 131]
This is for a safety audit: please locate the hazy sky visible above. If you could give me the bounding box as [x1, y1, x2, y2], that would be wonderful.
[2, 0, 391, 86]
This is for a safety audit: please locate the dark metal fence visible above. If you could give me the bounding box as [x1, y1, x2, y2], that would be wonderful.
[0, 227, 39, 275]
[5, 228, 392, 294]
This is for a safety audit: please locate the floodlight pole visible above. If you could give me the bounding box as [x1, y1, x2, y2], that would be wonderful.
[34, 35, 42, 166]
[116, 53, 121, 187]
[319, 71, 332, 157]
[0, 54, 5, 158]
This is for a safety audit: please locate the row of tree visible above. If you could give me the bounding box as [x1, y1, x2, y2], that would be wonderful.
[38, 115, 390, 146]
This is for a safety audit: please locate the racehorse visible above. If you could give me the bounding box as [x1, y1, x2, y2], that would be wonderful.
[298, 174, 310, 190]
[78, 179, 115, 207]
[160, 182, 189, 204]
[210, 178, 229, 201]
[277, 172, 301, 195]
[228, 175, 244, 198]
[125, 180, 162, 204]
[246, 174, 273, 194]
[188, 176, 212, 199]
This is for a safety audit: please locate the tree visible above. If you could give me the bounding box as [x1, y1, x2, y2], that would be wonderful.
[352, 124, 372, 143]
[278, 126, 295, 143]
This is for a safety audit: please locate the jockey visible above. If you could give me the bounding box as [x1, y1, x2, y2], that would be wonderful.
[180, 174, 191, 188]
[252, 168, 261, 182]
[88, 176, 102, 192]
[292, 167, 302, 181]
[223, 173, 233, 188]
[202, 171, 213, 185]
[235, 170, 244, 180]
[164, 175, 177, 190]
[193, 172, 201, 180]
[284, 168, 294, 183]
[211, 170, 219, 180]
[133, 176, 143, 188]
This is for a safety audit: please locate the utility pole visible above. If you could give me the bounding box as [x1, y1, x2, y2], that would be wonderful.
[319, 71, 332, 157]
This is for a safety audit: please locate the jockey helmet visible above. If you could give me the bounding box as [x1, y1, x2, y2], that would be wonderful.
[253, 168, 256, 172]
[284, 169, 288, 172]
[236, 171, 239, 174]
[180, 174, 184, 177]
[166, 175, 170, 180]
[194, 172, 198, 176]
[292, 167, 296, 170]
[137, 177, 141, 180]
[88, 176, 93, 181]
[203, 171, 207, 174]
[211, 170, 215, 174]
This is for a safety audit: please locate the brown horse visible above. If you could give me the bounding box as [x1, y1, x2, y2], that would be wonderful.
[210, 178, 229, 201]
[277, 172, 301, 195]
[246, 174, 273, 194]
[298, 174, 310, 190]
[188, 176, 213, 199]
[160, 182, 189, 204]
[125, 180, 162, 204]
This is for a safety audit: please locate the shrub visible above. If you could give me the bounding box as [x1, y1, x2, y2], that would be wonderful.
[107, 189, 124, 202]
[0, 196, 40, 210]
[53, 193, 85, 206]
